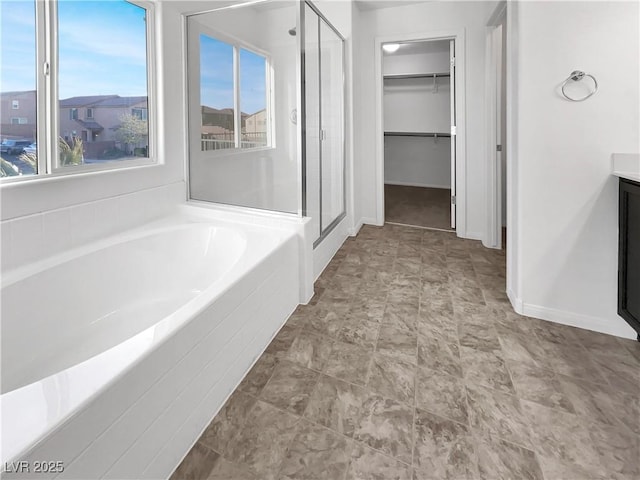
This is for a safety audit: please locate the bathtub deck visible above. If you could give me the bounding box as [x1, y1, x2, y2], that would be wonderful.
[170, 224, 640, 480]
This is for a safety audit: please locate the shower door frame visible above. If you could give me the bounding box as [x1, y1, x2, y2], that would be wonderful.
[299, 0, 347, 248]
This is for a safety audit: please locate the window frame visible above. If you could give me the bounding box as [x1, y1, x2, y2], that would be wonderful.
[11, 100, 19, 109]
[188, 24, 273, 157]
[1, 0, 157, 183]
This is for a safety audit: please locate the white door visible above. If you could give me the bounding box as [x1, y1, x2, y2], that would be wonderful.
[449, 40, 456, 229]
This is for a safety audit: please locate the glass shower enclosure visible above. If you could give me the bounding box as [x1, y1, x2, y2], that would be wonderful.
[301, 2, 346, 246]
[186, 0, 345, 246]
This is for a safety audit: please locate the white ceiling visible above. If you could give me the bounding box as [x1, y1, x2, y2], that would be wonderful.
[355, 0, 429, 11]
[250, 0, 296, 13]
[383, 39, 449, 56]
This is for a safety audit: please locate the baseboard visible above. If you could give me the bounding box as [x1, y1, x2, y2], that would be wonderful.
[506, 288, 523, 313]
[348, 220, 364, 237]
[361, 216, 382, 227]
[348, 217, 382, 236]
[521, 302, 637, 340]
[461, 230, 482, 241]
[384, 181, 450, 189]
[482, 236, 502, 250]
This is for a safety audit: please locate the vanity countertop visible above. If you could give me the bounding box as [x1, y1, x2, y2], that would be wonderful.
[612, 153, 640, 182]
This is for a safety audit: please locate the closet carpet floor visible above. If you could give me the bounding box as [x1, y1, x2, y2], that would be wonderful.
[170, 224, 639, 480]
[385, 184, 453, 230]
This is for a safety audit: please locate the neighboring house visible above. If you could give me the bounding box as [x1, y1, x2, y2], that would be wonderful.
[201, 106, 235, 138]
[243, 109, 268, 147]
[1, 91, 148, 149]
[59, 95, 148, 146]
[201, 124, 234, 140]
[200, 105, 251, 140]
[0, 90, 37, 141]
[244, 109, 267, 135]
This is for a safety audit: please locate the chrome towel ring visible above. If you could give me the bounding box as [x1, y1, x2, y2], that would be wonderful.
[561, 70, 598, 102]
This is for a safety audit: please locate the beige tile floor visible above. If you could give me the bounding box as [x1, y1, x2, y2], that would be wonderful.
[171, 224, 640, 480]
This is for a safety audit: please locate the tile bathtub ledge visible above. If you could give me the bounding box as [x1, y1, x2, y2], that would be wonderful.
[612, 153, 640, 182]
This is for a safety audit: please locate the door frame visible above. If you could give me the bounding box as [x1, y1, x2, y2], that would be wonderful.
[485, 1, 507, 249]
[374, 29, 467, 235]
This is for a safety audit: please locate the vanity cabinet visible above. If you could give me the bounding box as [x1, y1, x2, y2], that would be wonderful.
[618, 177, 640, 338]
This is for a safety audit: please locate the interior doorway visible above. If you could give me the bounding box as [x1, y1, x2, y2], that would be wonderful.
[375, 30, 466, 235]
[382, 39, 455, 231]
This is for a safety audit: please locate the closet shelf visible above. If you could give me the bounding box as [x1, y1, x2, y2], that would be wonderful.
[384, 73, 450, 80]
[384, 131, 451, 138]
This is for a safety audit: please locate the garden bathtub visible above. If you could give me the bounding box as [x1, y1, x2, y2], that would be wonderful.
[1, 205, 303, 479]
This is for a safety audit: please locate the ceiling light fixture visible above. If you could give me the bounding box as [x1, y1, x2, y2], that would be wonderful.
[383, 43, 400, 53]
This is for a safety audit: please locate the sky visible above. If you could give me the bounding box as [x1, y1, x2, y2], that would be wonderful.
[0, 0, 266, 115]
[200, 34, 266, 115]
[1, 0, 147, 99]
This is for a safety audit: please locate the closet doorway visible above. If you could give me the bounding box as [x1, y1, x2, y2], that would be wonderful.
[381, 39, 457, 231]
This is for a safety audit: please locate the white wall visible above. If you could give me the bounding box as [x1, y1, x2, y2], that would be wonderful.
[353, 1, 496, 238]
[351, 1, 371, 228]
[383, 51, 449, 75]
[384, 136, 451, 188]
[383, 47, 451, 188]
[511, 1, 639, 338]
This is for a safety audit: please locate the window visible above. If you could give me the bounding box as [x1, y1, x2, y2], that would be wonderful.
[131, 108, 147, 121]
[0, 0, 153, 180]
[197, 33, 270, 152]
[0, 0, 37, 175]
[58, 0, 150, 166]
[239, 49, 267, 149]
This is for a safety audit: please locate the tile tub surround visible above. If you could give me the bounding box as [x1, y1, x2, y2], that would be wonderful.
[171, 225, 640, 480]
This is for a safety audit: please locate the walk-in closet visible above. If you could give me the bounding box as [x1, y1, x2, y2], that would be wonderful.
[383, 40, 455, 230]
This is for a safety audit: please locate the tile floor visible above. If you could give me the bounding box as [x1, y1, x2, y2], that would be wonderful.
[385, 185, 453, 230]
[171, 224, 640, 480]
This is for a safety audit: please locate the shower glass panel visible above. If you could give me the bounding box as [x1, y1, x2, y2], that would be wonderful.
[303, 2, 345, 245]
[187, 1, 300, 214]
[319, 21, 344, 232]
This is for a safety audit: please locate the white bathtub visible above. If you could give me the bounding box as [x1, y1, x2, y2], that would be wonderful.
[1, 204, 307, 479]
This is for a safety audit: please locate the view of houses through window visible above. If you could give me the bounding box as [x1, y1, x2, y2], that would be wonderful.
[0, 0, 37, 177]
[0, 0, 150, 178]
[199, 34, 268, 152]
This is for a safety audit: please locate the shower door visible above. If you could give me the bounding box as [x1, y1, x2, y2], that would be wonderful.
[302, 2, 345, 246]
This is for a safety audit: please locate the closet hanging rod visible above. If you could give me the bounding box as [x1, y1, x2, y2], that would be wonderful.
[384, 132, 451, 138]
[384, 73, 450, 80]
